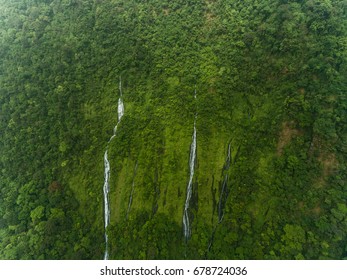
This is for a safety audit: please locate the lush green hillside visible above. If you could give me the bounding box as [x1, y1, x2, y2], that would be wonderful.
[0, 0, 346, 259]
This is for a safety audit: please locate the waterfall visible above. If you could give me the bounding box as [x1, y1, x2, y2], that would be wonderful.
[102, 150, 111, 260]
[103, 77, 124, 260]
[183, 87, 197, 239]
[225, 143, 231, 170]
[207, 142, 232, 253]
[126, 162, 138, 220]
[218, 174, 228, 223]
[218, 142, 231, 223]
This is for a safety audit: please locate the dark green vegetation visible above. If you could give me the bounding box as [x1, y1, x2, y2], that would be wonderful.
[0, 0, 346, 259]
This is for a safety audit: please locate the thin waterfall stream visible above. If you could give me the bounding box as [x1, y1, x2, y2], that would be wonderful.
[207, 142, 232, 253]
[218, 142, 231, 223]
[126, 161, 138, 220]
[183, 87, 197, 240]
[103, 78, 124, 260]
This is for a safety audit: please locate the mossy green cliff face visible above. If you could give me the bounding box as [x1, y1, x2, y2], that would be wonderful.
[0, 0, 346, 259]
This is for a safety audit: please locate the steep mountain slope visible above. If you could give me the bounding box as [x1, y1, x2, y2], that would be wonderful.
[0, 0, 346, 259]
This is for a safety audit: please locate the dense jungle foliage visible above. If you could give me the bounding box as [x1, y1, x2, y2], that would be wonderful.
[0, 0, 346, 259]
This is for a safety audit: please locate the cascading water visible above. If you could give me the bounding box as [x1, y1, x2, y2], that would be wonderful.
[126, 162, 138, 220]
[102, 151, 111, 260]
[225, 143, 231, 170]
[183, 121, 196, 239]
[208, 142, 232, 252]
[103, 77, 124, 260]
[218, 142, 232, 223]
[218, 175, 228, 223]
[183, 87, 197, 239]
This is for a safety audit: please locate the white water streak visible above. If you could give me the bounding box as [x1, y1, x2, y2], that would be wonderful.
[218, 174, 228, 223]
[218, 143, 231, 223]
[103, 151, 110, 260]
[126, 162, 138, 219]
[183, 120, 197, 239]
[103, 78, 124, 260]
